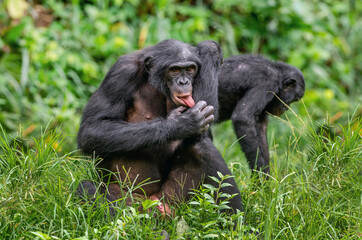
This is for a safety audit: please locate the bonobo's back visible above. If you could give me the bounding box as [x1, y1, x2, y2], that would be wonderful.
[217, 54, 305, 122]
[217, 55, 279, 122]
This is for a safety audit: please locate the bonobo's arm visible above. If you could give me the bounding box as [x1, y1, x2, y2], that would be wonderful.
[256, 113, 270, 173]
[77, 55, 214, 156]
[194, 41, 223, 118]
[231, 88, 274, 173]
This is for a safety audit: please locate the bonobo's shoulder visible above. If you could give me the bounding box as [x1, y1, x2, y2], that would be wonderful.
[196, 40, 221, 51]
[195, 41, 223, 67]
[113, 48, 146, 66]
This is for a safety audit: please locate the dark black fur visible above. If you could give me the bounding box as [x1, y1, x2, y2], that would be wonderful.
[77, 39, 242, 214]
[217, 54, 305, 174]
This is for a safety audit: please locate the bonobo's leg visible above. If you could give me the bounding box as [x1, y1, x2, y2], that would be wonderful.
[158, 137, 243, 214]
[199, 138, 243, 213]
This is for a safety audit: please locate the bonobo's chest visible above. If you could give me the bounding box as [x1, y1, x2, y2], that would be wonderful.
[114, 83, 179, 195]
[126, 83, 173, 122]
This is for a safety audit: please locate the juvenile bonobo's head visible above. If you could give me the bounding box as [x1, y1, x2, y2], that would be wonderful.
[267, 63, 305, 116]
[144, 39, 202, 108]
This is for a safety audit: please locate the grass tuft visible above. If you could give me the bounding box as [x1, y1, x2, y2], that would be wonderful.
[0, 114, 361, 239]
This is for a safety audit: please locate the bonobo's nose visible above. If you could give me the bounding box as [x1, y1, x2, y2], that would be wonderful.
[178, 77, 190, 85]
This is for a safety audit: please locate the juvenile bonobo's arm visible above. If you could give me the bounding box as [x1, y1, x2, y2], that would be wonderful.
[256, 113, 270, 173]
[231, 88, 274, 174]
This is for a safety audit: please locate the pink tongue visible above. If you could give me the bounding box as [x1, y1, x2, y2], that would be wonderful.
[180, 95, 195, 108]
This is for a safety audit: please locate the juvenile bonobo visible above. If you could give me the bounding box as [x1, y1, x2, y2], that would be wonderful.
[77, 39, 242, 215]
[217, 55, 305, 174]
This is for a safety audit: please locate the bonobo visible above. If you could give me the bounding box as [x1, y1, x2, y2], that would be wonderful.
[217, 55, 305, 174]
[77, 39, 242, 215]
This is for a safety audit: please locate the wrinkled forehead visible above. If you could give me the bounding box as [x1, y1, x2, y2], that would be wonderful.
[172, 43, 197, 62]
[178, 46, 193, 59]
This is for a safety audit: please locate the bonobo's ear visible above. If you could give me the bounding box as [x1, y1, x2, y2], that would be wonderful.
[144, 56, 153, 72]
[282, 78, 297, 89]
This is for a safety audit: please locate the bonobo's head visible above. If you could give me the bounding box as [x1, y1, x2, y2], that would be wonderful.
[266, 63, 305, 116]
[144, 39, 202, 108]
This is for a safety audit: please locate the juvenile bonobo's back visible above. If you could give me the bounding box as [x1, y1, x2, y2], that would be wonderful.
[217, 54, 305, 174]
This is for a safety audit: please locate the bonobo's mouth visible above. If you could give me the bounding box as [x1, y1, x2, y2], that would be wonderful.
[173, 94, 195, 108]
[270, 104, 288, 116]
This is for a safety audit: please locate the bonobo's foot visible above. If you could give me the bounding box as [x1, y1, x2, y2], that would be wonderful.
[76, 181, 117, 216]
[76, 181, 98, 199]
[150, 195, 172, 216]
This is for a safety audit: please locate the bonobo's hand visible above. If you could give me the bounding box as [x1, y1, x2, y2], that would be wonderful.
[167, 101, 214, 138]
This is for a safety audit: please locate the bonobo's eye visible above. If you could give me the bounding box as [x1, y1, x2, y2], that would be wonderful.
[186, 67, 196, 74]
[169, 67, 180, 74]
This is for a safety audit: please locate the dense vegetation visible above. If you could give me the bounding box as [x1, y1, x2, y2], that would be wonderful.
[0, 0, 361, 239]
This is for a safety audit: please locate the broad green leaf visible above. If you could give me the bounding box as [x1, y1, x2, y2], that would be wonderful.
[176, 216, 190, 236]
[6, 0, 28, 19]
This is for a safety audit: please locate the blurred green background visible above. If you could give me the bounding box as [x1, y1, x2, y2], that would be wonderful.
[0, 0, 361, 152]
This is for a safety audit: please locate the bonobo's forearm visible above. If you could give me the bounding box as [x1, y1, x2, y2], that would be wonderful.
[78, 118, 181, 155]
[78, 104, 214, 155]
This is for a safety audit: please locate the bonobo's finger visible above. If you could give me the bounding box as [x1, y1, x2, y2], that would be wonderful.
[205, 114, 215, 124]
[168, 106, 187, 118]
[200, 105, 214, 117]
[199, 114, 214, 130]
[192, 101, 207, 111]
[200, 114, 214, 127]
[200, 124, 210, 133]
[174, 106, 187, 114]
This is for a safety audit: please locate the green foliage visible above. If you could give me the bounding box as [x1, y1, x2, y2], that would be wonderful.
[0, 0, 361, 150]
[180, 172, 252, 239]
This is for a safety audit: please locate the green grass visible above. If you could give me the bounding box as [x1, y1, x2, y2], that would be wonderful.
[0, 112, 361, 239]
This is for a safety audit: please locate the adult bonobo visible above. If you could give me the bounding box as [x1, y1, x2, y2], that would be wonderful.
[217, 54, 305, 174]
[77, 39, 242, 215]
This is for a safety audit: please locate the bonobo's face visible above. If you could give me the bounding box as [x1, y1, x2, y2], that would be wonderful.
[267, 67, 305, 116]
[144, 39, 202, 108]
[166, 61, 198, 108]
[266, 80, 302, 116]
